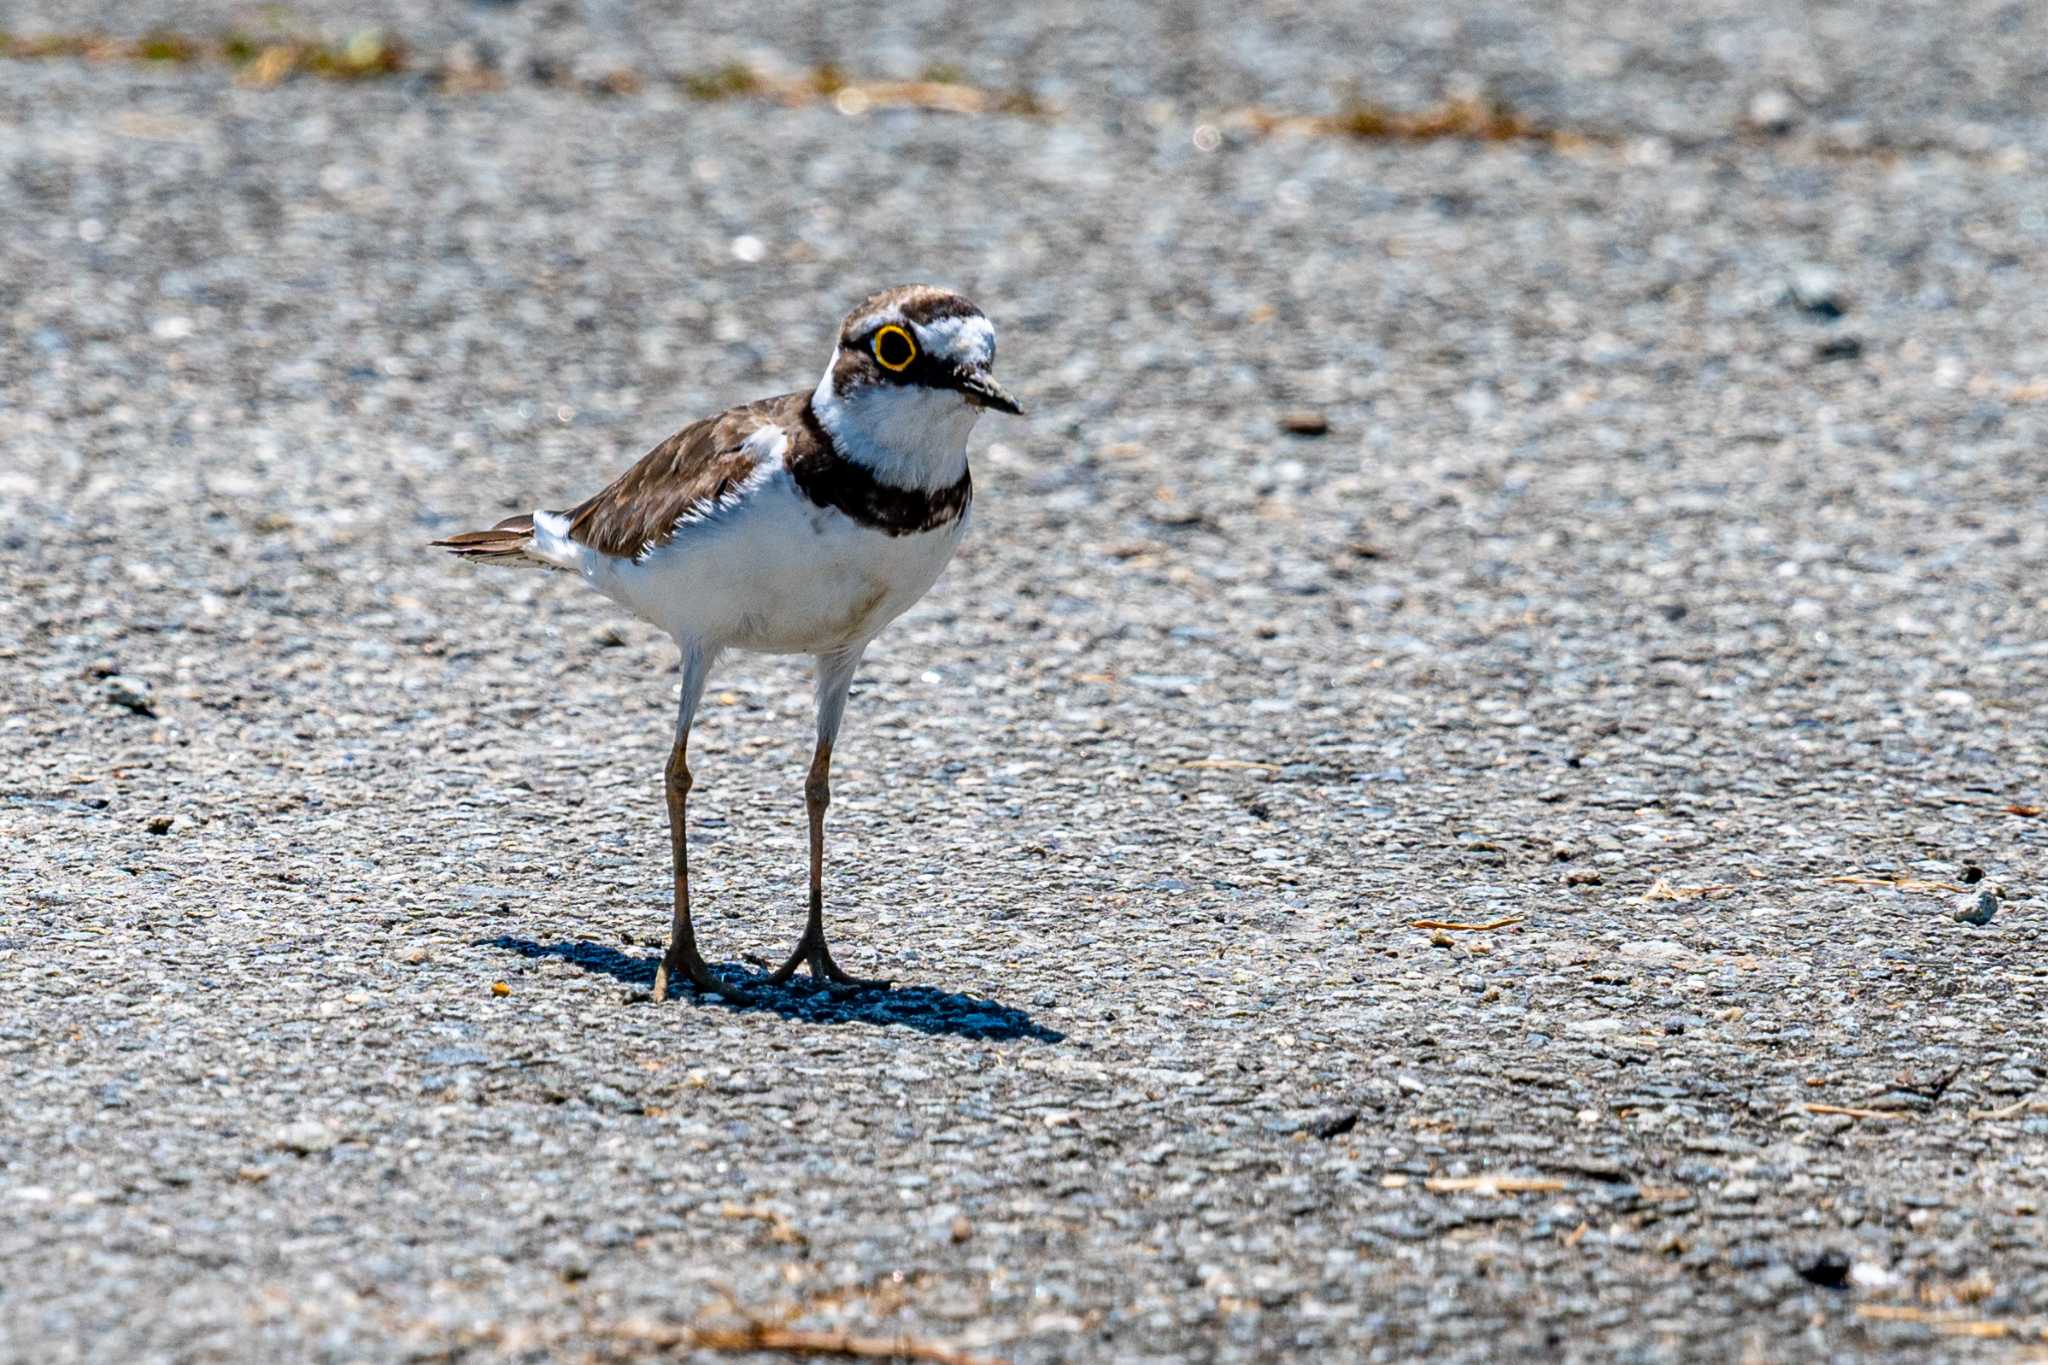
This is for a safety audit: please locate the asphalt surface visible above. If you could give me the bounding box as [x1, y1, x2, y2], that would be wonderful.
[4, 3, 2047, 1362]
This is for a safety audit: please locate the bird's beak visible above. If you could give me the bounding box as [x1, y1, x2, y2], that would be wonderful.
[953, 366, 1024, 416]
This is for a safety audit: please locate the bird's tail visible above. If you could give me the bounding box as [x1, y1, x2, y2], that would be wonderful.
[432, 513, 552, 569]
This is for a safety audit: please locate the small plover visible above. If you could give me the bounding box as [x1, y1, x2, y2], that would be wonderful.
[436, 285, 1022, 1003]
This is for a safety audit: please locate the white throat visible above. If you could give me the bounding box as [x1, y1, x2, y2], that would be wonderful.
[811, 367, 978, 492]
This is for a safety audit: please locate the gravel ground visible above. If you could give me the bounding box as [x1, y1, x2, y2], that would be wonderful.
[4, 4, 2048, 1362]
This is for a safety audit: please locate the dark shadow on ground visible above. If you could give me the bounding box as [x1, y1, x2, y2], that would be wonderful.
[483, 937, 1064, 1043]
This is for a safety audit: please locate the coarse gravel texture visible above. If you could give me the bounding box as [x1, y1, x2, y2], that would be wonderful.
[4, 3, 2048, 1362]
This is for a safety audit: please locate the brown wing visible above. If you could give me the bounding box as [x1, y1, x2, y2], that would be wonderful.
[563, 394, 804, 560]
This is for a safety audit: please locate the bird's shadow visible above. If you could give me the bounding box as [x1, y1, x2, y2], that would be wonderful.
[482, 937, 1065, 1043]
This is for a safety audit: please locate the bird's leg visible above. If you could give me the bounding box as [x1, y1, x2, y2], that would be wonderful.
[767, 649, 888, 991]
[653, 645, 746, 1004]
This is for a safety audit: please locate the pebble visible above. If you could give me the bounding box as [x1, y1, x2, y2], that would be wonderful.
[544, 1239, 591, 1282]
[1952, 888, 2000, 927]
[102, 675, 155, 714]
[1747, 89, 1800, 135]
[1311, 1110, 1361, 1140]
[1787, 264, 1844, 318]
[274, 1121, 338, 1156]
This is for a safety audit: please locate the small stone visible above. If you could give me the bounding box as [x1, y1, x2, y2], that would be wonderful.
[545, 1239, 591, 1281]
[1787, 265, 1845, 319]
[1311, 1110, 1360, 1140]
[1278, 410, 1329, 436]
[1563, 868, 1602, 887]
[401, 947, 428, 964]
[1952, 887, 1999, 927]
[274, 1120, 337, 1155]
[1747, 88, 1799, 135]
[1813, 335, 1863, 362]
[103, 676, 155, 715]
[950, 1215, 973, 1243]
[145, 814, 175, 835]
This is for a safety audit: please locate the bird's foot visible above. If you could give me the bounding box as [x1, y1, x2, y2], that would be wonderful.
[764, 928, 890, 992]
[653, 942, 752, 1004]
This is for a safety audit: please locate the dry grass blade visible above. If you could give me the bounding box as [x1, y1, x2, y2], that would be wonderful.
[1969, 1094, 2045, 1121]
[596, 1318, 1010, 1364]
[2, 28, 406, 83]
[1409, 916, 1524, 932]
[1231, 97, 1600, 149]
[1639, 879, 1737, 902]
[1825, 875, 1966, 894]
[1854, 1305, 2041, 1339]
[684, 65, 1046, 118]
[1423, 1175, 1566, 1195]
[1804, 1103, 1913, 1122]
[0, 36, 1051, 112]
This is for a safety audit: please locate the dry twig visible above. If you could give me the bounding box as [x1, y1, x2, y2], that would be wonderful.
[1409, 916, 1524, 932]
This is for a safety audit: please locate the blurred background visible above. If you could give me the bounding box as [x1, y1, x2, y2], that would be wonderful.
[4, 3, 2047, 1361]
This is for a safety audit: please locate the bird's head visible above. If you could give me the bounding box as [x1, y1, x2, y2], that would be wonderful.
[822, 284, 1023, 418]
[809, 285, 1022, 491]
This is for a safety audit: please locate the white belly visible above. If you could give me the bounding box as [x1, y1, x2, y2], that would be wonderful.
[584, 469, 966, 654]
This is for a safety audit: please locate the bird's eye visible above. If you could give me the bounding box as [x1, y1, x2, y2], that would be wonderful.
[872, 325, 917, 372]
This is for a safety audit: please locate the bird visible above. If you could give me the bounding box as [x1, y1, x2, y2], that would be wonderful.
[434, 285, 1022, 1004]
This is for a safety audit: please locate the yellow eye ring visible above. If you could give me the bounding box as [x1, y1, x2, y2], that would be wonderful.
[872, 324, 917, 372]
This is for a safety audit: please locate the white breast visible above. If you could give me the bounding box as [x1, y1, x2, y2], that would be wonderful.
[589, 462, 966, 656]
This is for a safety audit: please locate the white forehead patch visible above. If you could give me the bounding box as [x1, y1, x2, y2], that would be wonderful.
[913, 314, 995, 368]
[844, 308, 906, 339]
